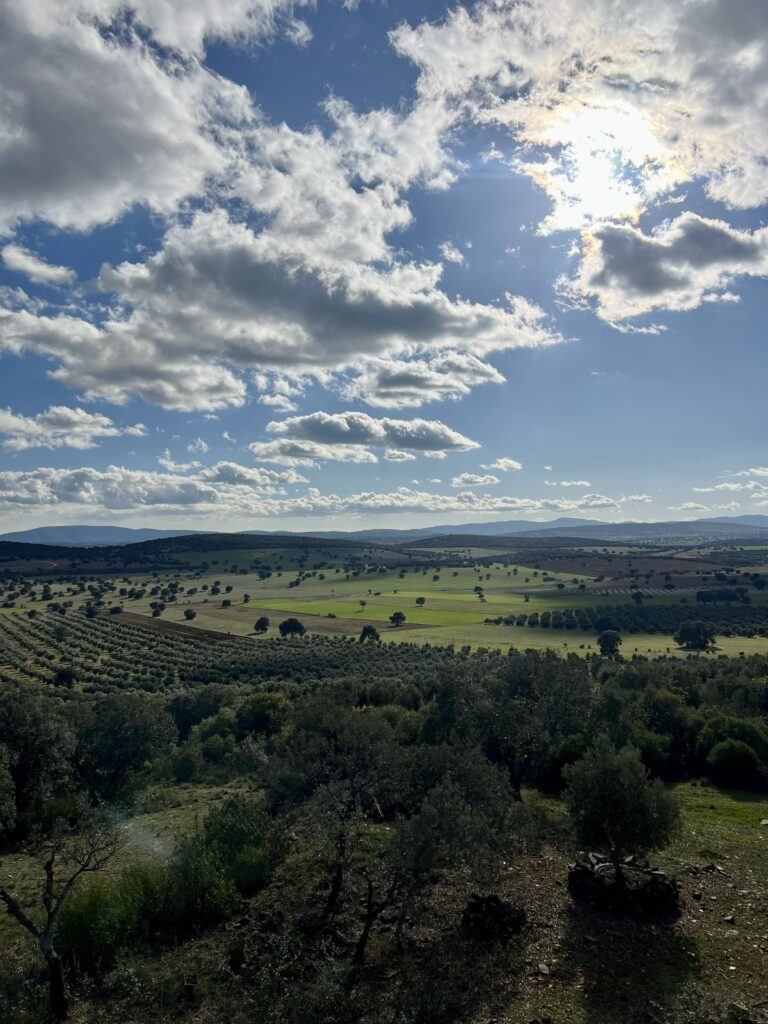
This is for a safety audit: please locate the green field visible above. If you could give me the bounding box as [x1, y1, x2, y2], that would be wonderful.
[3, 540, 768, 656]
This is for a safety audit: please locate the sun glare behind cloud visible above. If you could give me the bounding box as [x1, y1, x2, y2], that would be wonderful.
[518, 103, 682, 232]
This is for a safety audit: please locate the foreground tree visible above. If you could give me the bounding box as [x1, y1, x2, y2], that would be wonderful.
[359, 624, 380, 642]
[674, 620, 716, 650]
[563, 737, 680, 885]
[349, 755, 510, 965]
[71, 694, 177, 805]
[0, 806, 121, 1019]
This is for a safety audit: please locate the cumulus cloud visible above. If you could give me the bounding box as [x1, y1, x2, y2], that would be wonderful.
[340, 353, 505, 408]
[187, 438, 210, 456]
[248, 411, 479, 465]
[0, 2, 254, 233]
[117, 0, 313, 56]
[563, 214, 768, 322]
[667, 502, 711, 513]
[439, 242, 465, 264]
[450, 473, 500, 488]
[0, 463, 622, 518]
[1, 245, 75, 286]
[0, 210, 563, 411]
[393, 0, 768, 228]
[157, 451, 201, 473]
[621, 494, 653, 503]
[196, 461, 307, 486]
[0, 406, 145, 451]
[481, 457, 523, 473]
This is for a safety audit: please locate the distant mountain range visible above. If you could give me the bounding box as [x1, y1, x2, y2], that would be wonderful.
[0, 526, 207, 546]
[2, 515, 768, 548]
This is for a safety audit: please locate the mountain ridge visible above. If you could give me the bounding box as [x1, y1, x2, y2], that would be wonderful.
[2, 514, 768, 547]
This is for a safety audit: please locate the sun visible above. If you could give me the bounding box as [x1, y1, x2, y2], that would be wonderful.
[522, 102, 683, 233]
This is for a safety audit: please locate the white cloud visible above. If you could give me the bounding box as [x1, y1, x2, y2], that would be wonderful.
[340, 353, 504, 408]
[248, 410, 480, 466]
[481, 457, 522, 472]
[393, 0, 768, 228]
[0, 405, 145, 451]
[559, 480, 591, 488]
[0, 2, 253, 233]
[0, 463, 622, 518]
[157, 450, 200, 473]
[450, 473, 500, 488]
[439, 242, 465, 265]
[563, 214, 768, 322]
[620, 494, 653, 503]
[384, 450, 418, 462]
[187, 437, 210, 455]
[693, 482, 747, 493]
[1, 245, 75, 286]
[667, 502, 710, 513]
[0, 210, 562, 411]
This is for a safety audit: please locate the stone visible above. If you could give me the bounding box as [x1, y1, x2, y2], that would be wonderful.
[461, 894, 526, 943]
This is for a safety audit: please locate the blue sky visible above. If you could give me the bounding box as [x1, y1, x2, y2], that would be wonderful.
[0, 0, 767, 531]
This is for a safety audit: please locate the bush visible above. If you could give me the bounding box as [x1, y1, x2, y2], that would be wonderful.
[204, 793, 280, 895]
[236, 693, 290, 738]
[707, 739, 763, 788]
[173, 741, 204, 782]
[166, 834, 238, 935]
[58, 861, 168, 973]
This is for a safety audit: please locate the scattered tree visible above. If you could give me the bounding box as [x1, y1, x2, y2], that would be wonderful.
[674, 620, 716, 650]
[389, 611, 406, 627]
[279, 617, 306, 638]
[359, 624, 380, 642]
[563, 737, 680, 885]
[597, 629, 623, 658]
[254, 616, 270, 634]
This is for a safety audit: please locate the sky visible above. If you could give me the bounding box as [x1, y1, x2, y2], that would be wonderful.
[0, 0, 767, 533]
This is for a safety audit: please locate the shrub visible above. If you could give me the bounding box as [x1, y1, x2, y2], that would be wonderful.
[707, 739, 763, 788]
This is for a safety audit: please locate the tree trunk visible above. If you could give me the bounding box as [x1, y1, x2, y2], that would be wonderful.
[323, 861, 344, 920]
[352, 881, 376, 967]
[611, 853, 626, 888]
[508, 762, 523, 802]
[46, 951, 68, 1020]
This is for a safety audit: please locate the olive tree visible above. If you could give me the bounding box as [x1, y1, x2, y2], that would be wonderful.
[563, 737, 680, 885]
[597, 629, 623, 658]
[0, 806, 121, 1019]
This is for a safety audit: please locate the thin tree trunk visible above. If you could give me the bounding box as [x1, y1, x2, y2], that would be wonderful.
[46, 951, 68, 1020]
[323, 861, 344, 920]
[352, 880, 376, 967]
[611, 853, 626, 888]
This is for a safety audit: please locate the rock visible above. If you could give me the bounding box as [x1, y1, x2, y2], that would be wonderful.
[726, 1002, 757, 1024]
[692, 891, 703, 901]
[461, 894, 526, 943]
[538, 962, 550, 976]
[723, 914, 736, 923]
[567, 858, 680, 918]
